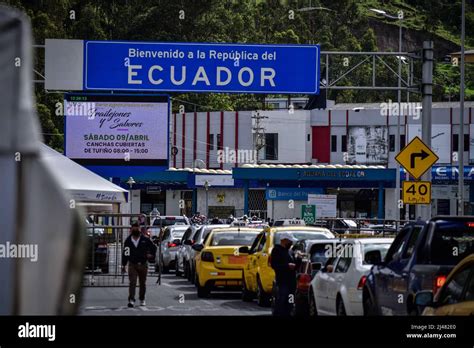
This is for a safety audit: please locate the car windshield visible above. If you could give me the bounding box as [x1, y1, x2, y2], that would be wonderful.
[430, 221, 474, 265]
[343, 219, 357, 228]
[274, 231, 330, 245]
[362, 243, 391, 265]
[153, 217, 187, 226]
[210, 232, 258, 246]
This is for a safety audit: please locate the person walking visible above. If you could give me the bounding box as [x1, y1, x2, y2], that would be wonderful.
[122, 222, 157, 307]
[270, 232, 297, 316]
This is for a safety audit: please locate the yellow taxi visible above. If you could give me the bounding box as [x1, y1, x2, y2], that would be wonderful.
[239, 223, 335, 306]
[415, 254, 474, 315]
[193, 227, 262, 298]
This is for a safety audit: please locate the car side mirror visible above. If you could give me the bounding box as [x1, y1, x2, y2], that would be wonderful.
[192, 244, 204, 252]
[238, 246, 250, 254]
[414, 291, 434, 307]
[183, 240, 192, 246]
[365, 250, 383, 265]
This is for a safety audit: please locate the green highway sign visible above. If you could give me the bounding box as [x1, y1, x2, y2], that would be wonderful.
[301, 204, 316, 224]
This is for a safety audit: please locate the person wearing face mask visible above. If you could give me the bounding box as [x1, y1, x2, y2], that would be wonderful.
[270, 232, 297, 316]
[122, 221, 157, 307]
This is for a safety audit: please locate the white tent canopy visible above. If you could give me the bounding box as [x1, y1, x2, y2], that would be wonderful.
[40, 143, 128, 203]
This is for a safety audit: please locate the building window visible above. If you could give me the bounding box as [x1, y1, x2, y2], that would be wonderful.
[400, 134, 406, 149]
[208, 134, 214, 150]
[389, 134, 395, 152]
[341, 135, 347, 152]
[331, 135, 337, 152]
[453, 134, 459, 152]
[265, 133, 278, 160]
[464, 134, 469, 152]
[216, 134, 222, 149]
[307, 134, 311, 142]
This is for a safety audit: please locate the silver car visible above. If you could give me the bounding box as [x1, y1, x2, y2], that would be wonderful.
[156, 225, 189, 273]
[188, 224, 230, 284]
[148, 215, 190, 238]
[175, 225, 198, 280]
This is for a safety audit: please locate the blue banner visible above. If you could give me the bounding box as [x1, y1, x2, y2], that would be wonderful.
[266, 187, 323, 200]
[84, 41, 320, 94]
[432, 166, 474, 181]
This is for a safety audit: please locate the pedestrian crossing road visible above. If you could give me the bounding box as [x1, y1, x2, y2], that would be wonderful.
[80, 273, 271, 316]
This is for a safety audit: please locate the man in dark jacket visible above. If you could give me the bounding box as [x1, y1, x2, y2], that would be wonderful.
[122, 222, 157, 307]
[270, 232, 297, 316]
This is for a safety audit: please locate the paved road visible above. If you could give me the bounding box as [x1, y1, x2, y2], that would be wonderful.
[80, 273, 271, 316]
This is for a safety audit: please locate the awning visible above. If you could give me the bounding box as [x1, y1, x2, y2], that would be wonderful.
[40, 144, 129, 203]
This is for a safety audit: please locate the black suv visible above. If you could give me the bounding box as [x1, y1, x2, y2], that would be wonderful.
[363, 216, 474, 315]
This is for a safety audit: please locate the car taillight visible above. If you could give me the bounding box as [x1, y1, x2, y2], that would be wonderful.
[191, 240, 195, 245]
[433, 275, 447, 295]
[201, 251, 214, 262]
[357, 275, 367, 290]
[297, 274, 311, 291]
[466, 222, 474, 228]
[168, 242, 177, 248]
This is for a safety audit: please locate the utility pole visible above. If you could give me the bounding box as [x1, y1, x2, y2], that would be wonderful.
[252, 111, 268, 164]
[395, 12, 403, 224]
[458, 0, 466, 216]
[419, 41, 434, 220]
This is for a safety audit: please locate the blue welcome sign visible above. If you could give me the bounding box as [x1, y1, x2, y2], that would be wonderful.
[84, 41, 320, 94]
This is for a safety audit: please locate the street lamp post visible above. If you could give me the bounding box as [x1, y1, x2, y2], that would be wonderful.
[370, 8, 404, 224]
[127, 176, 136, 220]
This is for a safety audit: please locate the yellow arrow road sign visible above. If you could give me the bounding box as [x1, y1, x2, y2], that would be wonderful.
[395, 136, 439, 180]
[402, 181, 431, 204]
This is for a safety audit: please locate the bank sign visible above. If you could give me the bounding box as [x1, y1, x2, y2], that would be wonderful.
[84, 41, 320, 94]
[266, 187, 324, 200]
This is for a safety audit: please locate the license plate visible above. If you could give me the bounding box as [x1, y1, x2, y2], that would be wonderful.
[228, 255, 247, 264]
[226, 280, 240, 286]
[215, 280, 241, 286]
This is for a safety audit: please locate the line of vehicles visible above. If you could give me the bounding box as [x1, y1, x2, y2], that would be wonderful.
[87, 213, 474, 316]
[149, 215, 474, 316]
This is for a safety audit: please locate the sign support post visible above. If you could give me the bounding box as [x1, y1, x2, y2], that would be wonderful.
[419, 41, 434, 220]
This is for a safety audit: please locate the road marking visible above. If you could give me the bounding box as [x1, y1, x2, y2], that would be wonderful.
[162, 282, 173, 287]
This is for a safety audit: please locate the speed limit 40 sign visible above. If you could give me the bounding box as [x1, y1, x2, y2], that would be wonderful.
[402, 181, 431, 204]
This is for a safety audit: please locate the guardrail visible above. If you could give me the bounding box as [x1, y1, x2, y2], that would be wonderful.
[84, 213, 159, 287]
[308, 217, 416, 237]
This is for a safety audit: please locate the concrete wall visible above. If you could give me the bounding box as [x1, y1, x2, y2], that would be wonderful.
[172, 111, 253, 170]
[255, 109, 311, 163]
[267, 199, 307, 220]
[196, 188, 244, 215]
[310, 103, 474, 167]
[130, 189, 141, 215]
[165, 190, 182, 216]
[384, 188, 397, 220]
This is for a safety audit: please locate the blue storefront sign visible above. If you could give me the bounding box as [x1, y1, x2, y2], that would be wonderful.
[266, 187, 324, 200]
[84, 41, 320, 94]
[432, 166, 474, 181]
